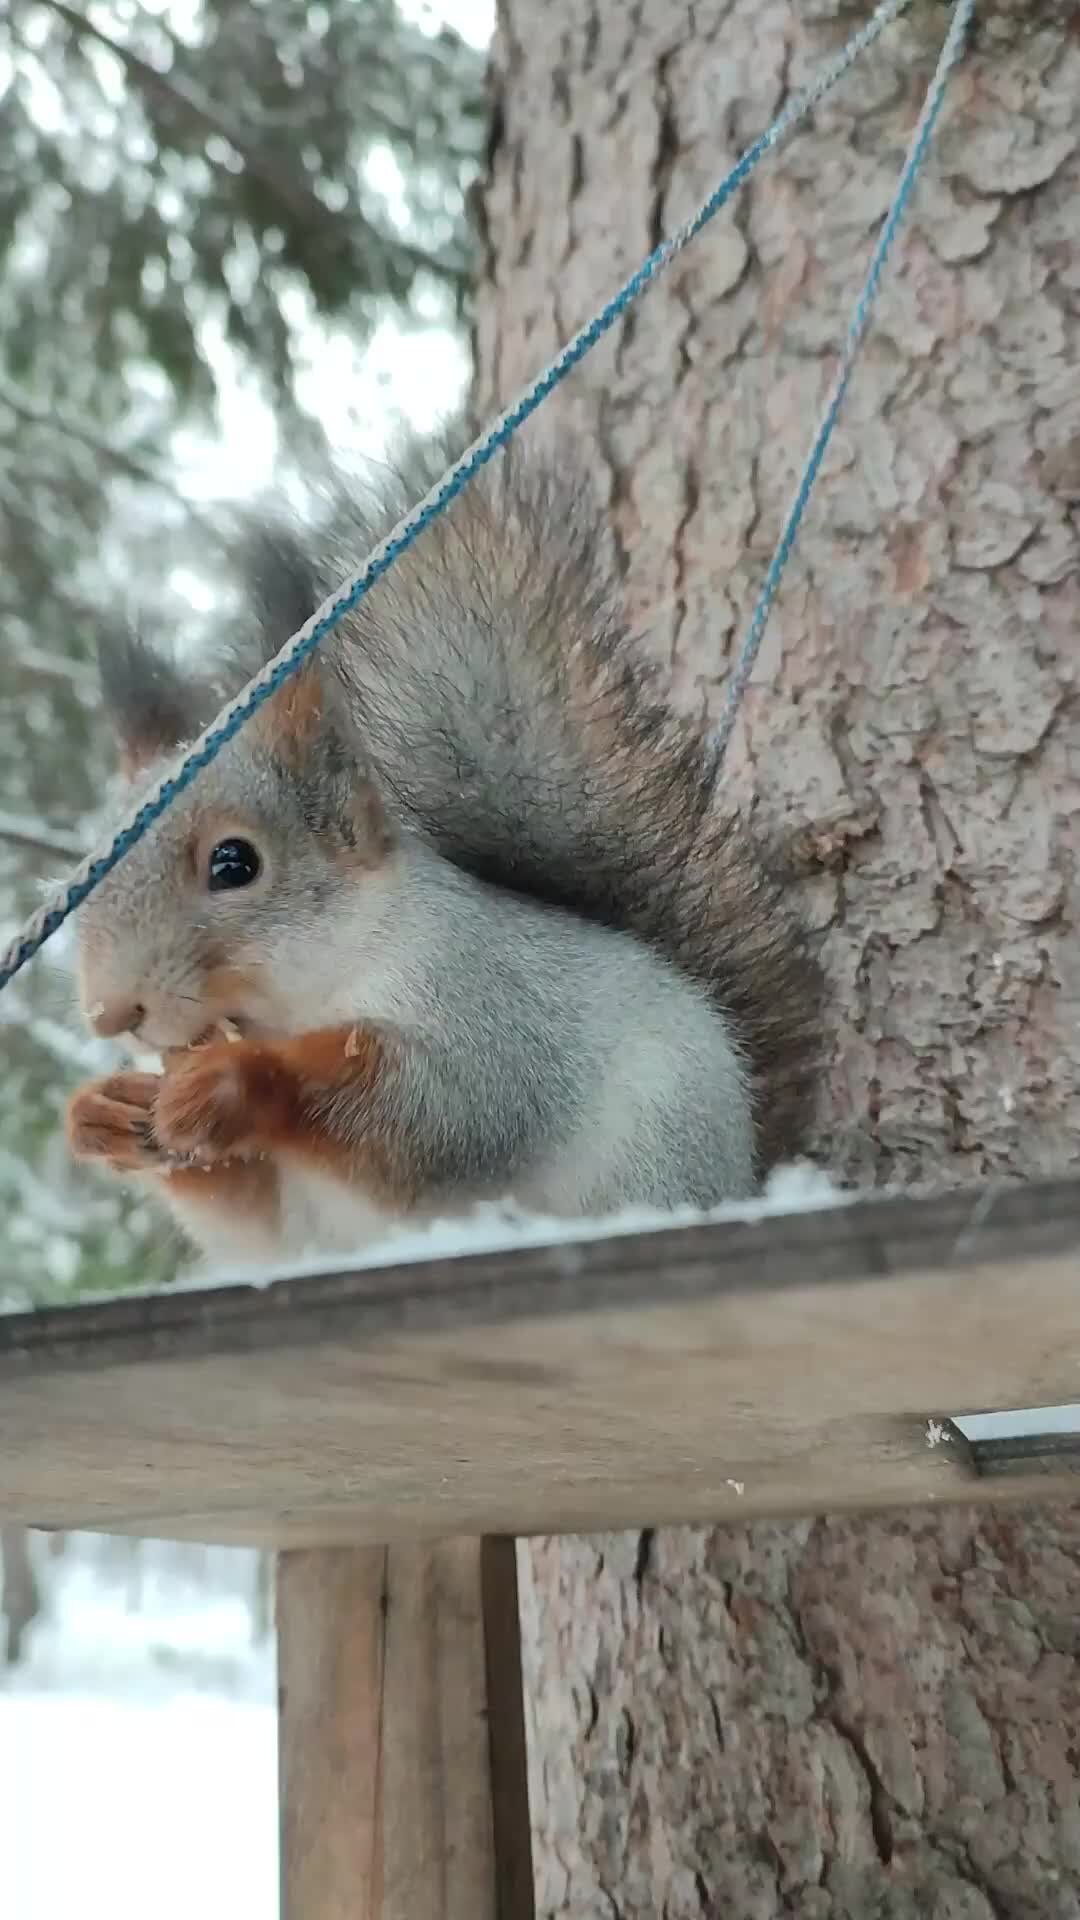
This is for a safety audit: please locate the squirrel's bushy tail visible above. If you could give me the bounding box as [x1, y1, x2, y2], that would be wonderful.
[226, 427, 825, 1174]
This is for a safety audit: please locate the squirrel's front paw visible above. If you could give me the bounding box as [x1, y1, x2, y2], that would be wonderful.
[67, 1072, 165, 1173]
[154, 1041, 297, 1161]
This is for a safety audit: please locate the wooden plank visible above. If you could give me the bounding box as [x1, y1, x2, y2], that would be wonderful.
[1, 1177, 1080, 1544]
[278, 1539, 532, 1920]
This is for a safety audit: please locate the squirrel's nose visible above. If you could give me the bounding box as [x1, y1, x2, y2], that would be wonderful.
[90, 999, 146, 1039]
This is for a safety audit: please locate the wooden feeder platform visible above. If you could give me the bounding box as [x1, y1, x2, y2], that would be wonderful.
[3, 1175, 1079, 1918]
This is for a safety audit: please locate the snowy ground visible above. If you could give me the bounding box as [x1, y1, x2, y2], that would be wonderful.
[0, 1537, 278, 1920]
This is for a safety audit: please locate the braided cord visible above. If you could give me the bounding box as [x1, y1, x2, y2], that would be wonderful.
[712, 0, 976, 764]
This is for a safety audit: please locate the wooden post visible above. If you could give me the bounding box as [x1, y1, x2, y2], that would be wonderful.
[278, 1548, 385, 1918]
[277, 1538, 534, 1920]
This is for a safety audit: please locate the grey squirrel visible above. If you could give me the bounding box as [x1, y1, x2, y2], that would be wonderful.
[66, 429, 824, 1265]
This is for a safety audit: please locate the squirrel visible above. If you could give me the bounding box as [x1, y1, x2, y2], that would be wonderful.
[65, 427, 824, 1267]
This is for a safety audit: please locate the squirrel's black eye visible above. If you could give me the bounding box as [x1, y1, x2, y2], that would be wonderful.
[207, 838, 262, 893]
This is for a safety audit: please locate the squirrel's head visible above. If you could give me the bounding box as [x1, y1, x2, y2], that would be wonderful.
[74, 630, 395, 1053]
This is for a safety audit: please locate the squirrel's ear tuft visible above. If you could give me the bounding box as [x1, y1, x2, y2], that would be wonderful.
[98, 628, 218, 774]
[237, 523, 321, 657]
[216, 516, 324, 692]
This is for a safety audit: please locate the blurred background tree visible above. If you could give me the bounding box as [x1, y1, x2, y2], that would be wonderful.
[0, 0, 488, 1310]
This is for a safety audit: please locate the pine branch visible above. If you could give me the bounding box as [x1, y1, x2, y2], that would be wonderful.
[40, 2, 362, 235]
[0, 379, 185, 504]
[0, 811, 85, 862]
[32, 0, 467, 280]
[0, 381, 230, 552]
[7, 648, 97, 697]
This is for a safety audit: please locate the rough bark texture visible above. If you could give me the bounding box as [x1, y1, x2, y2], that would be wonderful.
[473, 2, 1080, 1914]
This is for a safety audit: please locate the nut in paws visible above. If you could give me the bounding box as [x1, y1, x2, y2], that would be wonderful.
[153, 1041, 295, 1160]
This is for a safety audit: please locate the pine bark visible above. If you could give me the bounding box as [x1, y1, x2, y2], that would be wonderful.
[473, 2, 1080, 1913]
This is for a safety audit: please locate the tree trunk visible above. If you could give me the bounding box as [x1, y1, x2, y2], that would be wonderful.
[473, 3, 1080, 1914]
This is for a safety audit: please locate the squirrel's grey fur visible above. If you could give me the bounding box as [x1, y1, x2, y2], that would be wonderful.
[77, 426, 824, 1262]
[224, 426, 824, 1173]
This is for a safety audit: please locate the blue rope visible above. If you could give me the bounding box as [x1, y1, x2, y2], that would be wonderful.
[712, 0, 976, 765]
[0, 0, 915, 992]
